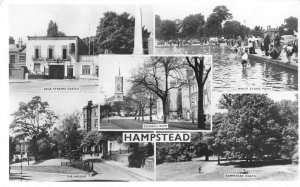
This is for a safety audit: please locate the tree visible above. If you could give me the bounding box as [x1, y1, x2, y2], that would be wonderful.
[284, 16, 298, 34]
[181, 14, 205, 38]
[47, 20, 66, 37]
[10, 96, 58, 161]
[95, 11, 151, 54]
[127, 83, 148, 121]
[130, 57, 185, 123]
[205, 6, 232, 37]
[81, 131, 103, 152]
[223, 20, 241, 39]
[204, 13, 221, 37]
[215, 94, 293, 162]
[185, 57, 211, 129]
[212, 5, 233, 24]
[204, 113, 228, 165]
[251, 26, 264, 38]
[155, 15, 162, 40]
[159, 20, 179, 41]
[9, 136, 16, 163]
[50, 112, 83, 157]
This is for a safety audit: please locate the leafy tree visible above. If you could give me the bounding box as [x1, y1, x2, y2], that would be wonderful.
[185, 57, 211, 129]
[112, 101, 123, 116]
[159, 20, 179, 41]
[223, 20, 241, 38]
[251, 26, 265, 38]
[50, 112, 83, 157]
[10, 96, 58, 161]
[203, 113, 228, 164]
[205, 13, 221, 37]
[212, 5, 233, 24]
[155, 15, 162, 40]
[81, 131, 103, 151]
[216, 94, 293, 162]
[181, 14, 205, 38]
[284, 16, 298, 34]
[95, 11, 150, 54]
[9, 136, 16, 163]
[47, 20, 66, 37]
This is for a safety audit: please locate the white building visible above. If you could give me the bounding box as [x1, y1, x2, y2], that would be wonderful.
[26, 36, 99, 79]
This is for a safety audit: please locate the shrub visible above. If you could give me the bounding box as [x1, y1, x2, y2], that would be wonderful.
[128, 151, 143, 168]
[165, 155, 175, 162]
[70, 161, 93, 172]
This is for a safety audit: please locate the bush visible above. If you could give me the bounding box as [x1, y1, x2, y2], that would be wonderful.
[128, 151, 143, 168]
[70, 161, 93, 172]
[165, 155, 175, 162]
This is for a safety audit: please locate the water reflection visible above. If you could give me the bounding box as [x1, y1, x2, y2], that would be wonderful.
[155, 46, 298, 91]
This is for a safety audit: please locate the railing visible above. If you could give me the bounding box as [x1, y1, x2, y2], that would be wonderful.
[79, 55, 98, 62]
[31, 56, 71, 62]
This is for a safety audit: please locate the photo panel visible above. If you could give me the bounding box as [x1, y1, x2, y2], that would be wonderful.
[99, 55, 212, 131]
[156, 92, 298, 181]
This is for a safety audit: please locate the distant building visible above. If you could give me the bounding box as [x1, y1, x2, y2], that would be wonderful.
[82, 100, 100, 132]
[181, 68, 211, 121]
[26, 36, 99, 79]
[9, 38, 27, 79]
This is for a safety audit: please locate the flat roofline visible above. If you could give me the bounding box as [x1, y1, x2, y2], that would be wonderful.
[27, 36, 80, 40]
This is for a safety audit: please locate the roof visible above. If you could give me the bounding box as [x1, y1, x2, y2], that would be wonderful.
[9, 44, 26, 53]
[28, 36, 80, 41]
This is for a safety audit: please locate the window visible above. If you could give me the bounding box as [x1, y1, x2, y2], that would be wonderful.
[94, 119, 98, 128]
[35, 48, 40, 59]
[34, 63, 40, 72]
[95, 108, 98, 117]
[10, 55, 15, 64]
[62, 46, 67, 59]
[48, 47, 53, 59]
[19, 55, 25, 62]
[83, 121, 86, 129]
[82, 65, 91, 75]
[83, 110, 87, 119]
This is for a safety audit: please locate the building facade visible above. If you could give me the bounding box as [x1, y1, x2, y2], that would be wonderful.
[26, 36, 99, 79]
[82, 101, 100, 132]
[9, 38, 27, 79]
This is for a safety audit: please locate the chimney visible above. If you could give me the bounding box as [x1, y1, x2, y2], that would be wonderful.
[88, 100, 93, 106]
[18, 38, 23, 47]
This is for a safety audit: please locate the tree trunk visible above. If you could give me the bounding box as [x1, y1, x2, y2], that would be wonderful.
[205, 155, 209, 161]
[142, 108, 144, 121]
[218, 155, 220, 165]
[162, 99, 168, 123]
[149, 104, 153, 122]
[197, 84, 205, 129]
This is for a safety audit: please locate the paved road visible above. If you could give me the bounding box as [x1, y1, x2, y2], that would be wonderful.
[9, 162, 148, 182]
[100, 118, 211, 130]
[10, 79, 99, 93]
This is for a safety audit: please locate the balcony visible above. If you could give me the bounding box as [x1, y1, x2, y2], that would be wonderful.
[32, 56, 71, 62]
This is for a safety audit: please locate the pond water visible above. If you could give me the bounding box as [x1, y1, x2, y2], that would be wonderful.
[155, 46, 298, 91]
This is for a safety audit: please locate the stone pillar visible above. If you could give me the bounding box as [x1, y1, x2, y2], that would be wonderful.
[133, 6, 144, 55]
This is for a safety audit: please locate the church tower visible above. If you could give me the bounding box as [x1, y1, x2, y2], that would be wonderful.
[114, 66, 124, 102]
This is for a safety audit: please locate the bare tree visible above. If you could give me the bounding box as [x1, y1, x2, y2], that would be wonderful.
[185, 56, 211, 129]
[130, 57, 185, 123]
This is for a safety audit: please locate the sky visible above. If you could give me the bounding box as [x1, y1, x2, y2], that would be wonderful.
[9, 92, 100, 119]
[212, 92, 298, 114]
[156, 0, 299, 30]
[9, 4, 153, 42]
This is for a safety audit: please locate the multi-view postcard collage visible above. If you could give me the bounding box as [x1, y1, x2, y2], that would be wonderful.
[7, 0, 299, 182]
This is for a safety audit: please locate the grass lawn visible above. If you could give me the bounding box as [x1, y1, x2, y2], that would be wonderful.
[10, 166, 89, 174]
[156, 159, 298, 181]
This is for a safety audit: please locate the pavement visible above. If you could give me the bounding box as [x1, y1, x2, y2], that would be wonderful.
[9, 79, 99, 93]
[100, 117, 211, 130]
[9, 158, 154, 182]
[248, 50, 298, 71]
